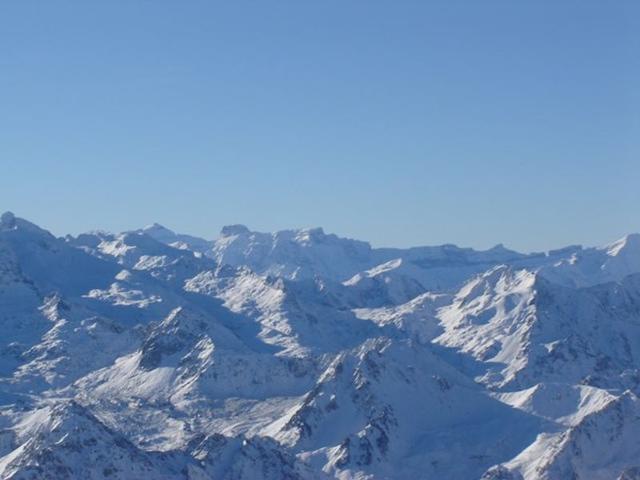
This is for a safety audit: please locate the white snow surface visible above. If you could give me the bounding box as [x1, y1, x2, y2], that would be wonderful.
[1, 213, 640, 479]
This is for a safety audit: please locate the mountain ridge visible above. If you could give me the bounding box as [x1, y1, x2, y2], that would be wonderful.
[0, 211, 639, 479]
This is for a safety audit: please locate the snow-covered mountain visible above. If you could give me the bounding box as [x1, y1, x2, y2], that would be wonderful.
[1, 211, 639, 479]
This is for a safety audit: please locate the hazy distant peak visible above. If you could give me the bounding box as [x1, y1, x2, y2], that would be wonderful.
[132, 222, 211, 253]
[142, 222, 174, 234]
[220, 224, 251, 236]
[1, 211, 16, 229]
[603, 233, 640, 257]
[0, 211, 54, 238]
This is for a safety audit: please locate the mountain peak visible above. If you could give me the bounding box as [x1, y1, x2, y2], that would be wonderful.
[604, 233, 640, 257]
[0, 211, 53, 237]
[143, 222, 173, 233]
[488, 243, 510, 252]
[132, 223, 211, 252]
[140, 222, 172, 238]
[220, 224, 251, 236]
[1, 211, 16, 228]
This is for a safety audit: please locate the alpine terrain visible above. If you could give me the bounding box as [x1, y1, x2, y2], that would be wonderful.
[0, 210, 639, 480]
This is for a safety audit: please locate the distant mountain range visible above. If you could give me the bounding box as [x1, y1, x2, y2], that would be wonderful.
[1, 210, 639, 479]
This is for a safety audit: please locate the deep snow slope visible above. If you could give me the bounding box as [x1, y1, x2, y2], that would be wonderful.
[1, 211, 640, 479]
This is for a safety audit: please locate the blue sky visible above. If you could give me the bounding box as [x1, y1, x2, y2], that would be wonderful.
[1, 1, 638, 251]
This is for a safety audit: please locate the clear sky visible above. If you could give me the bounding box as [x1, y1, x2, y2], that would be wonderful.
[1, 1, 638, 251]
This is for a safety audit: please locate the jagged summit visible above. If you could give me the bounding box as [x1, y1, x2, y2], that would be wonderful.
[220, 224, 251, 236]
[219, 224, 330, 243]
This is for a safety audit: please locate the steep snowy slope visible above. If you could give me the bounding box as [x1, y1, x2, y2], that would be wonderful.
[342, 259, 430, 307]
[0, 213, 126, 382]
[7, 294, 140, 392]
[1, 212, 119, 297]
[485, 391, 640, 480]
[429, 267, 640, 391]
[70, 305, 321, 455]
[0, 399, 317, 480]
[273, 338, 542, 480]
[0, 401, 191, 480]
[185, 267, 375, 356]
